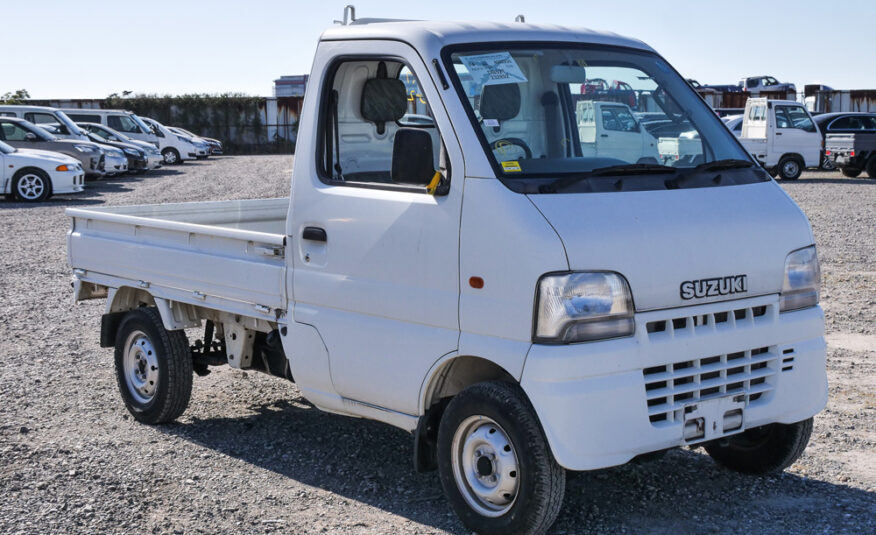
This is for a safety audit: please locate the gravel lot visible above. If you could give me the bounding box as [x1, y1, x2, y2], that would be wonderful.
[1, 156, 874, 534]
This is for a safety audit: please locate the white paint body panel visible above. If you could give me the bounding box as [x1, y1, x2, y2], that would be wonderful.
[1, 147, 85, 195]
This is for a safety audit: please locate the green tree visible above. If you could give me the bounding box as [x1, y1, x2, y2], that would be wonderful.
[0, 89, 30, 104]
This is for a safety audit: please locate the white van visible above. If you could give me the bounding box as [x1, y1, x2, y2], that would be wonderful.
[0, 105, 90, 141]
[61, 109, 158, 147]
[139, 117, 200, 164]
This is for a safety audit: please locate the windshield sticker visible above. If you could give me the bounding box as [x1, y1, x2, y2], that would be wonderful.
[483, 119, 499, 127]
[501, 161, 522, 172]
[460, 52, 528, 87]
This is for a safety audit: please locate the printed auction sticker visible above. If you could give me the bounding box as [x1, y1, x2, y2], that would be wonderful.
[459, 52, 528, 87]
[501, 161, 523, 172]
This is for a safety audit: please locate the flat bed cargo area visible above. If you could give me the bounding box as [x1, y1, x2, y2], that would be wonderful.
[67, 198, 289, 317]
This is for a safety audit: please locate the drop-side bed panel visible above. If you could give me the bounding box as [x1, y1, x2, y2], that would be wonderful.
[67, 198, 289, 314]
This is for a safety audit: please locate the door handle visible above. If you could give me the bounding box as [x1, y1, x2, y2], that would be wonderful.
[600, 134, 609, 138]
[302, 226, 327, 242]
[775, 132, 782, 136]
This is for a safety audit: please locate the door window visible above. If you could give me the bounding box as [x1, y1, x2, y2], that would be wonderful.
[829, 115, 876, 131]
[318, 58, 446, 190]
[67, 113, 101, 123]
[107, 115, 141, 133]
[601, 106, 639, 132]
[0, 121, 31, 141]
[776, 106, 815, 132]
[25, 112, 69, 134]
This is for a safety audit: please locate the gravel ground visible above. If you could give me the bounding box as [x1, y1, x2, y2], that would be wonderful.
[1, 157, 874, 534]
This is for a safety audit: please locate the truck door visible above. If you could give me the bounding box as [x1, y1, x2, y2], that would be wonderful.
[773, 104, 820, 167]
[289, 43, 463, 416]
[596, 104, 645, 162]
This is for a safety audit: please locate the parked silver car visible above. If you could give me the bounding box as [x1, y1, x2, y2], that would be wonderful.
[0, 117, 106, 177]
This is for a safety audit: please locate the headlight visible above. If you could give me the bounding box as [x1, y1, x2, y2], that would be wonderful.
[123, 148, 142, 156]
[73, 144, 98, 153]
[534, 271, 635, 344]
[780, 245, 820, 312]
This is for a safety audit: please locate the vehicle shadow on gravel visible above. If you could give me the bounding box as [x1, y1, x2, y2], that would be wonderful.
[161, 400, 876, 534]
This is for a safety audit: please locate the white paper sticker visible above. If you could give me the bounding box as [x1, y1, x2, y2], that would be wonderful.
[483, 119, 499, 127]
[459, 52, 528, 87]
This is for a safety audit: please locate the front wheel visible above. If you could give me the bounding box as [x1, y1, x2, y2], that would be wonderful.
[437, 381, 565, 535]
[704, 418, 813, 474]
[162, 147, 181, 165]
[114, 307, 192, 424]
[13, 169, 51, 202]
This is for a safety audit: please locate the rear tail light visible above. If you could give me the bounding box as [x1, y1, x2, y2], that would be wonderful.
[825, 150, 831, 156]
[851, 150, 856, 157]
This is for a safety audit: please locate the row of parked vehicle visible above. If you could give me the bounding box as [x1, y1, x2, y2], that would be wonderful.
[0, 105, 223, 202]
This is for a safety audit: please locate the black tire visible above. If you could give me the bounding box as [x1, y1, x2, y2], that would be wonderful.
[704, 418, 813, 474]
[766, 166, 779, 179]
[866, 156, 876, 178]
[820, 154, 836, 171]
[162, 148, 181, 165]
[12, 168, 51, 202]
[841, 167, 862, 178]
[114, 307, 192, 424]
[777, 156, 803, 180]
[437, 381, 565, 535]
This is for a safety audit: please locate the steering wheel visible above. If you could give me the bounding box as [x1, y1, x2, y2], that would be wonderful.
[490, 138, 533, 160]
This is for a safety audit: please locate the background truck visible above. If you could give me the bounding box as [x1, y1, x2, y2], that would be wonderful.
[739, 97, 822, 179]
[576, 100, 659, 162]
[825, 132, 876, 178]
[67, 15, 827, 535]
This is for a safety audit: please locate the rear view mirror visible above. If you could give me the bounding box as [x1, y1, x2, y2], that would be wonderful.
[391, 128, 436, 187]
[550, 65, 588, 84]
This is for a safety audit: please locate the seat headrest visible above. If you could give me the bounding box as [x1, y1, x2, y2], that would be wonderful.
[479, 84, 521, 122]
[360, 62, 407, 135]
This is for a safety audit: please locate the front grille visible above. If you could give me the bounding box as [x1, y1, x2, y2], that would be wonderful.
[643, 346, 777, 426]
[646, 304, 770, 337]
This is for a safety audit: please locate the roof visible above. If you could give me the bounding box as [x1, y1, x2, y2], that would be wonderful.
[320, 19, 654, 54]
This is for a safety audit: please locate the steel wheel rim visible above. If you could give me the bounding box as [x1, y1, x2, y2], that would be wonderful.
[783, 160, 799, 177]
[17, 174, 45, 200]
[451, 415, 520, 517]
[123, 330, 159, 404]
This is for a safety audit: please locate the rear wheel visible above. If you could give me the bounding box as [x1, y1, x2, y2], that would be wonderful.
[865, 156, 876, 178]
[777, 156, 803, 180]
[820, 154, 836, 171]
[704, 418, 813, 474]
[841, 167, 862, 178]
[13, 169, 51, 202]
[162, 147, 181, 165]
[114, 307, 192, 424]
[437, 381, 565, 535]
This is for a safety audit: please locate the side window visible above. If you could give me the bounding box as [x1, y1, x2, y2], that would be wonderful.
[25, 112, 69, 134]
[775, 107, 791, 128]
[780, 106, 815, 132]
[864, 117, 876, 130]
[605, 106, 639, 132]
[67, 114, 101, 123]
[747, 78, 758, 89]
[0, 122, 30, 141]
[601, 109, 621, 131]
[828, 117, 853, 130]
[319, 58, 446, 190]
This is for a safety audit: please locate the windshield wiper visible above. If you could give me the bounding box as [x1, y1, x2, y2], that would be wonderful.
[665, 159, 756, 189]
[539, 163, 676, 193]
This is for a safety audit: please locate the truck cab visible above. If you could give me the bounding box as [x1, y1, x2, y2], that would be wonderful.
[740, 97, 822, 179]
[67, 15, 827, 535]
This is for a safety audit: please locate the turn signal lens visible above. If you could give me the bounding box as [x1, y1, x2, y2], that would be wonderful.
[55, 164, 70, 171]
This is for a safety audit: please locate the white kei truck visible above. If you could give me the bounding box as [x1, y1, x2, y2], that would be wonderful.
[68, 13, 828, 535]
[739, 97, 822, 180]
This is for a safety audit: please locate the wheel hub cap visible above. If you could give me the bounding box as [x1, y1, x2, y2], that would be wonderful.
[17, 174, 45, 199]
[123, 331, 159, 404]
[451, 416, 520, 517]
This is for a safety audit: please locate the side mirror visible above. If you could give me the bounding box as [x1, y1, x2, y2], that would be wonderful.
[25, 132, 37, 141]
[391, 128, 440, 189]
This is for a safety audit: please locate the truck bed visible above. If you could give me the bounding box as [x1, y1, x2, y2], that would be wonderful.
[825, 132, 876, 152]
[67, 198, 289, 318]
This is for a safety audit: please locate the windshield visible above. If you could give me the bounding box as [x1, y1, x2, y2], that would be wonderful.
[0, 140, 14, 154]
[444, 44, 754, 186]
[56, 111, 86, 137]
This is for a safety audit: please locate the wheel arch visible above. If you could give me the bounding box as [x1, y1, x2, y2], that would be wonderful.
[101, 287, 203, 347]
[12, 166, 53, 197]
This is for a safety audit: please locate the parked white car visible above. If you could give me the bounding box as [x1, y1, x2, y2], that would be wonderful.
[739, 98, 822, 180]
[166, 126, 222, 156]
[1, 140, 84, 202]
[140, 117, 199, 164]
[61, 109, 159, 147]
[77, 122, 163, 170]
[67, 17, 827, 535]
[0, 105, 90, 141]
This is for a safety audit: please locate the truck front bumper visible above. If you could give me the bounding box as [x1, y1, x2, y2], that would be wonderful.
[521, 295, 827, 471]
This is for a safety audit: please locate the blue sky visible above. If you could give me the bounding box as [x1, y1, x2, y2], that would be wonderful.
[5, 0, 874, 98]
